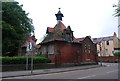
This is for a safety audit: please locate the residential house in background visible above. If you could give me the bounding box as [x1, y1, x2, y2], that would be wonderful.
[18, 35, 37, 56]
[93, 32, 120, 56]
[39, 8, 98, 66]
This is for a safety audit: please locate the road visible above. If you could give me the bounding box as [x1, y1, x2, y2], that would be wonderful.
[3, 63, 119, 79]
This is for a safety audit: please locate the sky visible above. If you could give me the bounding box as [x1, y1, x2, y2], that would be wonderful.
[15, 0, 118, 44]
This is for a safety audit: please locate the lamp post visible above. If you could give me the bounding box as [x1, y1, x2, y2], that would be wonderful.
[99, 42, 102, 66]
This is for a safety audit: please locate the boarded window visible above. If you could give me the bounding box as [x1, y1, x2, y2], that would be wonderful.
[42, 47, 47, 54]
[48, 45, 54, 54]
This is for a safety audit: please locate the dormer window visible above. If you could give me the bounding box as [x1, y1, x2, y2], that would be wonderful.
[106, 41, 109, 45]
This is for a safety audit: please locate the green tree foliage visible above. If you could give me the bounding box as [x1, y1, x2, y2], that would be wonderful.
[113, 1, 120, 17]
[2, 2, 34, 56]
[114, 52, 120, 56]
[115, 7, 120, 17]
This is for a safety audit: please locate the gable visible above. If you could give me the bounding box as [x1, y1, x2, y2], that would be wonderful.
[54, 21, 66, 30]
[83, 36, 94, 44]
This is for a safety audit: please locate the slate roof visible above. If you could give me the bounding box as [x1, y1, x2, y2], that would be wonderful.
[57, 10, 63, 15]
[93, 36, 114, 43]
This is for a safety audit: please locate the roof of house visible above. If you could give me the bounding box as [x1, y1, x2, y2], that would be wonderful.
[40, 38, 67, 45]
[54, 21, 66, 30]
[47, 21, 67, 33]
[47, 27, 54, 33]
[93, 36, 114, 43]
[73, 38, 85, 42]
[23, 35, 37, 47]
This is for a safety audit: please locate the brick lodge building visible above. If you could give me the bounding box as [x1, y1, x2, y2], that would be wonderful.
[39, 9, 98, 66]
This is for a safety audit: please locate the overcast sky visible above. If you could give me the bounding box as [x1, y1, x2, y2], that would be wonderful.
[15, 0, 118, 44]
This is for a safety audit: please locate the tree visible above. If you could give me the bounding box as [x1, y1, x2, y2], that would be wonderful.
[2, 2, 34, 56]
[114, 7, 120, 17]
[113, 1, 120, 16]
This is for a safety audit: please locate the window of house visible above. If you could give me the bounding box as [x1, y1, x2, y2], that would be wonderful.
[85, 44, 87, 49]
[88, 45, 90, 49]
[42, 47, 46, 54]
[106, 49, 108, 55]
[48, 45, 54, 54]
[66, 34, 71, 41]
[88, 50, 90, 53]
[106, 41, 109, 45]
[102, 43, 104, 47]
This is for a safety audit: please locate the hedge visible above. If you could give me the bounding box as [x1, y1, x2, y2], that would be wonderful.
[1, 56, 51, 65]
[114, 52, 120, 56]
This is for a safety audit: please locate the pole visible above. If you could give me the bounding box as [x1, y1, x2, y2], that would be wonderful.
[26, 52, 28, 70]
[100, 51, 102, 66]
[26, 43, 30, 70]
[31, 51, 34, 74]
[31, 41, 34, 74]
[31, 51, 33, 74]
[99, 43, 102, 66]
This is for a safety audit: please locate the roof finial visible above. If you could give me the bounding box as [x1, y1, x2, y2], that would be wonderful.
[59, 8, 61, 11]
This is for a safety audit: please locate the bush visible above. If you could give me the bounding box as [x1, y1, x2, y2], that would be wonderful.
[36, 54, 46, 57]
[114, 52, 120, 56]
[1, 56, 51, 65]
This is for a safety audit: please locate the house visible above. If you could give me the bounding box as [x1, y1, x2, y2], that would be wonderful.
[18, 35, 37, 56]
[39, 8, 98, 66]
[93, 32, 120, 56]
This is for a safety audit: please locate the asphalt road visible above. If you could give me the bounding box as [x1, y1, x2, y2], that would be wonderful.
[4, 63, 119, 79]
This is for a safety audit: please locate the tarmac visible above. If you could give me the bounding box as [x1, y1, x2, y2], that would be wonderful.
[1, 65, 103, 78]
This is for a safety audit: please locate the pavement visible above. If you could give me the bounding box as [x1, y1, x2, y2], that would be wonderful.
[1, 65, 103, 78]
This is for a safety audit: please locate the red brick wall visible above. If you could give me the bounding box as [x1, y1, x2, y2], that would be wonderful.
[54, 40, 98, 65]
[98, 56, 120, 62]
[81, 37, 98, 63]
[55, 42, 75, 64]
[40, 38, 98, 66]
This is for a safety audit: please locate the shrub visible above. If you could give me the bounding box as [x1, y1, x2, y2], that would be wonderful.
[36, 54, 46, 57]
[114, 52, 120, 56]
[1, 56, 50, 65]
